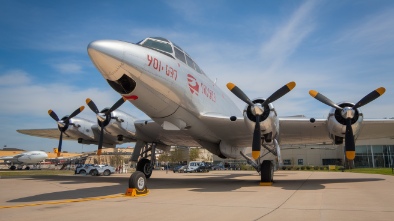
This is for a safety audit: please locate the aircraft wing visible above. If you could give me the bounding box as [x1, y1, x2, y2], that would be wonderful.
[0, 155, 19, 160]
[134, 120, 202, 147]
[357, 119, 394, 140]
[201, 114, 394, 147]
[279, 117, 394, 145]
[17, 128, 81, 140]
[16, 128, 115, 147]
[278, 117, 331, 145]
[200, 113, 252, 147]
[200, 114, 330, 146]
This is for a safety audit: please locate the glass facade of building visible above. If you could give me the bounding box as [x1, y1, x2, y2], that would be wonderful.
[354, 145, 394, 168]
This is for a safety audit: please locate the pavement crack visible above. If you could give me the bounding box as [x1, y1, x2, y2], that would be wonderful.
[253, 173, 313, 221]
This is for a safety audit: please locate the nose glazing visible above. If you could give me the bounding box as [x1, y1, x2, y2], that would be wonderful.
[87, 40, 126, 77]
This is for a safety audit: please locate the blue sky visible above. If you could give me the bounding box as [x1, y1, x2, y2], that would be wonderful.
[1, 0, 394, 153]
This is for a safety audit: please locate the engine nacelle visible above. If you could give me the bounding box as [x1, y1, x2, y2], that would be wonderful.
[99, 109, 137, 141]
[63, 117, 96, 141]
[327, 102, 363, 143]
[243, 98, 279, 142]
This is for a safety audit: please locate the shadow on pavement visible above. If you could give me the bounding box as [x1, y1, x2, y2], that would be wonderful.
[6, 172, 385, 203]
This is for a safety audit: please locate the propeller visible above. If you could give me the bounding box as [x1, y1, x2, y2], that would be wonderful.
[86, 97, 127, 155]
[48, 106, 85, 157]
[309, 87, 385, 160]
[227, 81, 296, 160]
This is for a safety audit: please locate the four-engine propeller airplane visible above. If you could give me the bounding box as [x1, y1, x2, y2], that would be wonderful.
[18, 37, 394, 189]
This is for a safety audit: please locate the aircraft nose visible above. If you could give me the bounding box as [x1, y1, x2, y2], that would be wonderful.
[87, 40, 126, 77]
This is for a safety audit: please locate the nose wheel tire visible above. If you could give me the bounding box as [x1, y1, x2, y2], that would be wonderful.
[260, 160, 274, 182]
[129, 171, 147, 190]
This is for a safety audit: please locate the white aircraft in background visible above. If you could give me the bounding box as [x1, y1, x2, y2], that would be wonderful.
[18, 37, 394, 190]
[0, 151, 48, 170]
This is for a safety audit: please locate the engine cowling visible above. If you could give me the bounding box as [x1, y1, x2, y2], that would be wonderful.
[62, 117, 96, 141]
[327, 102, 363, 144]
[243, 98, 279, 143]
[97, 109, 137, 142]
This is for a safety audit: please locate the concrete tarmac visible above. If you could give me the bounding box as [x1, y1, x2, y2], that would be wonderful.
[1, 170, 393, 221]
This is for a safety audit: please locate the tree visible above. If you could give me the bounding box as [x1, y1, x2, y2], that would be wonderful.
[110, 155, 123, 167]
[158, 151, 171, 163]
[189, 148, 200, 161]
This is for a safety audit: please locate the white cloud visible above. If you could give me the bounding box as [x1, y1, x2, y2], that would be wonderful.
[0, 70, 146, 120]
[52, 63, 83, 74]
[260, 0, 317, 75]
[0, 70, 31, 86]
[336, 8, 394, 52]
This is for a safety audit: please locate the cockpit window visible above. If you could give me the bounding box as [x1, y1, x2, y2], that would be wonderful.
[195, 64, 202, 74]
[137, 37, 206, 76]
[141, 39, 173, 54]
[174, 47, 186, 63]
[185, 55, 195, 69]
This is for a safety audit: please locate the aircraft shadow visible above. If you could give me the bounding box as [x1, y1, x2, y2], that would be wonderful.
[272, 178, 385, 190]
[6, 173, 385, 203]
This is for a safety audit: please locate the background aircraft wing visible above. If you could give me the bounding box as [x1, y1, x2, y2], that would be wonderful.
[0, 155, 19, 160]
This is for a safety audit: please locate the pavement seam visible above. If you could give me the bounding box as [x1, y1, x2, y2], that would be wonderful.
[253, 172, 313, 221]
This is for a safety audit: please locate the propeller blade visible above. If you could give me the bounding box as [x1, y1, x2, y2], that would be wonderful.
[86, 98, 100, 114]
[309, 90, 343, 110]
[57, 131, 63, 157]
[48, 109, 59, 121]
[353, 87, 385, 109]
[226, 83, 254, 106]
[68, 106, 85, 119]
[97, 124, 105, 156]
[106, 97, 127, 114]
[345, 118, 355, 160]
[261, 81, 296, 107]
[252, 115, 261, 160]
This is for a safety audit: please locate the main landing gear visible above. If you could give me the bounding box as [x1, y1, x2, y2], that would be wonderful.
[134, 142, 156, 178]
[136, 158, 153, 178]
[260, 160, 274, 183]
[126, 141, 157, 196]
[240, 140, 277, 184]
[240, 151, 274, 183]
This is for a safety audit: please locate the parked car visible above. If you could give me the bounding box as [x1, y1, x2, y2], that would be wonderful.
[185, 161, 203, 172]
[75, 164, 115, 176]
[75, 164, 93, 174]
[195, 165, 210, 173]
[173, 165, 187, 173]
[186, 162, 210, 173]
[211, 165, 225, 170]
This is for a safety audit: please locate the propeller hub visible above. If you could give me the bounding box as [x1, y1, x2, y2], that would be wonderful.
[251, 103, 264, 116]
[341, 107, 355, 119]
[96, 113, 107, 122]
[57, 121, 65, 128]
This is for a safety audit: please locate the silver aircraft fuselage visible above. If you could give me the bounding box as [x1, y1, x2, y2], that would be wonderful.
[87, 38, 258, 158]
